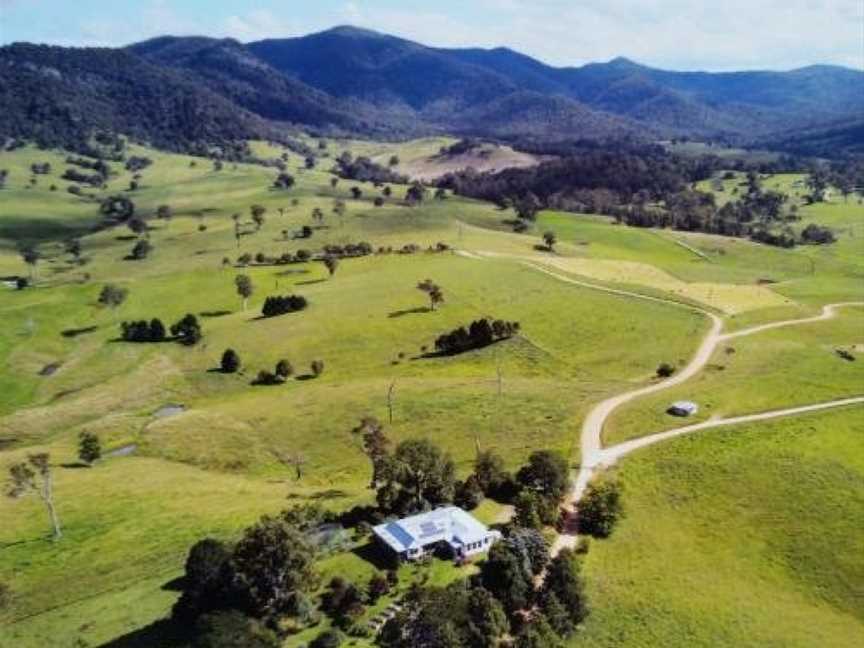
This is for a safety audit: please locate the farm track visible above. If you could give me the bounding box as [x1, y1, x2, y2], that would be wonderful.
[457, 249, 864, 553]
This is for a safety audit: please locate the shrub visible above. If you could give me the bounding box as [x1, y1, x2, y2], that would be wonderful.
[656, 362, 675, 378]
[309, 629, 342, 648]
[311, 360, 324, 377]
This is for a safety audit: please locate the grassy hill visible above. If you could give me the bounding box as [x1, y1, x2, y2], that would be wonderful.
[0, 138, 862, 647]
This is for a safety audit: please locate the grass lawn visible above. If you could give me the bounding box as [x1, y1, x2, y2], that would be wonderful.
[575, 407, 864, 647]
[1, 144, 862, 647]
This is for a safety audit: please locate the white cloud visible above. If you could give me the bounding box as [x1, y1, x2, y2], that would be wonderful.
[220, 9, 298, 41]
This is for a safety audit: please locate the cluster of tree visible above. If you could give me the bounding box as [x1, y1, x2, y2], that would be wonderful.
[322, 241, 374, 258]
[100, 195, 135, 222]
[61, 168, 104, 186]
[577, 478, 624, 538]
[172, 506, 328, 641]
[253, 358, 296, 386]
[273, 172, 295, 189]
[319, 571, 396, 634]
[30, 162, 51, 174]
[381, 544, 588, 648]
[433, 318, 521, 356]
[120, 318, 167, 342]
[333, 152, 407, 184]
[129, 239, 153, 260]
[800, 223, 836, 244]
[261, 294, 308, 318]
[125, 156, 152, 172]
[66, 155, 111, 175]
[119, 313, 200, 345]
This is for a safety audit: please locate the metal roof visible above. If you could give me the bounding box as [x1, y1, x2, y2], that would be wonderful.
[373, 506, 492, 553]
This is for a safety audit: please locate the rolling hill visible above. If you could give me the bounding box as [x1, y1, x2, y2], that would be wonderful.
[1, 25, 862, 154]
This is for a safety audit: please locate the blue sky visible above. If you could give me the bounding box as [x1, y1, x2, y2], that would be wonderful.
[1, 0, 862, 71]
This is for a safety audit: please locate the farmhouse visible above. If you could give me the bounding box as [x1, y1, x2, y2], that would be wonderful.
[668, 400, 699, 417]
[373, 506, 501, 561]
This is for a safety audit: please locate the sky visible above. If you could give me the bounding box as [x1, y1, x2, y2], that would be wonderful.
[1, 0, 862, 71]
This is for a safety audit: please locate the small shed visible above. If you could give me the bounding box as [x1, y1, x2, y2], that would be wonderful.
[668, 401, 699, 417]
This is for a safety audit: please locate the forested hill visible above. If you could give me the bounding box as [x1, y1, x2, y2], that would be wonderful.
[1, 26, 862, 155]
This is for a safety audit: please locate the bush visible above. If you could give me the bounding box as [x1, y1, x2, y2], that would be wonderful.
[311, 360, 324, 377]
[309, 629, 342, 648]
[578, 478, 623, 538]
[656, 362, 675, 378]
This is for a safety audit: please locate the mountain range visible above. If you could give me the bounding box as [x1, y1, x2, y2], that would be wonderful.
[2, 25, 862, 155]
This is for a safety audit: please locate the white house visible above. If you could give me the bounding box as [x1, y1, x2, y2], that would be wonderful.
[373, 506, 501, 562]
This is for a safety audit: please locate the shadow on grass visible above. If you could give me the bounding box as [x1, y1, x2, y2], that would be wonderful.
[99, 618, 185, 648]
[352, 541, 397, 571]
[199, 310, 232, 318]
[295, 374, 317, 381]
[388, 306, 430, 318]
[61, 325, 98, 338]
[296, 279, 326, 286]
[60, 462, 92, 469]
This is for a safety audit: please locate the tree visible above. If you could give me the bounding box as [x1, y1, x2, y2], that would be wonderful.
[323, 256, 339, 278]
[234, 274, 254, 311]
[514, 193, 541, 221]
[275, 359, 293, 380]
[541, 548, 588, 627]
[273, 173, 295, 190]
[128, 218, 147, 237]
[388, 155, 399, 167]
[193, 610, 280, 648]
[7, 453, 62, 540]
[578, 478, 623, 538]
[474, 450, 510, 497]
[517, 450, 570, 501]
[384, 439, 456, 513]
[230, 515, 317, 618]
[405, 182, 427, 204]
[514, 615, 564, 648]
[352, 417, 391, 489]
[98, 284, 128, 312]
[309, 629, 342, 648]
[156, 204, 173, 220]
[78, 432, 101, 465]
[304, 156, 316, 170]
[250, 205, 267, 230]
[130, 239, 152, 260]
[65, 239, 82, 260]
[21, 247, 39, 280]
[467, 586, 510, 648]
[171, 314, 202, 346]
[514, 491, 543, 529]
[310, 360, 324, 377]
[221, 349, 241, 373]
[480, 541, 533, 615]
[350, 186, 362, 200]
[542, 231, 556, 251]
[417, 279, 444, 311]
[312, 207, 324, 223]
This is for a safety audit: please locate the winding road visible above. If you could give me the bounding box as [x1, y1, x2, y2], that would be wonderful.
[457, 250, 863, 553]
